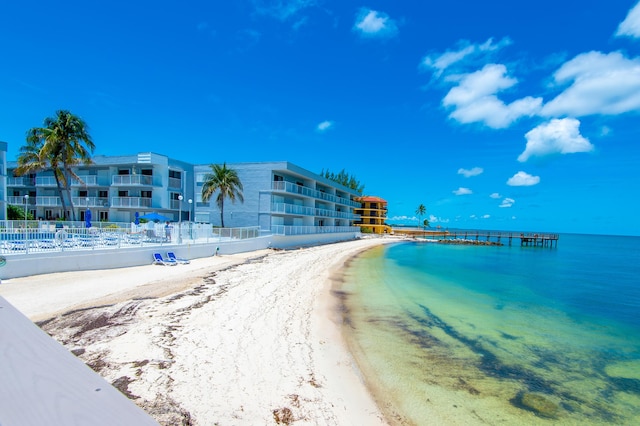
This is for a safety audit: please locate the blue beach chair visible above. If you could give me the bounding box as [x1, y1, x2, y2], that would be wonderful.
[167, 252, 190, 264]
[153, 252, 177, 266]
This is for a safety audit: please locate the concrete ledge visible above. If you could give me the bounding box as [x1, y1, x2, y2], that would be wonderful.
[0, 296, 159, 426]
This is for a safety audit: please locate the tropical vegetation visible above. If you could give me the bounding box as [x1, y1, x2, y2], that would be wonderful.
[415, 204, 427, 229]
[320, 168, 365, 194]
[14, 110, 94, 221]
[201, 163, 244, 228]
[7, 204, 34, 220]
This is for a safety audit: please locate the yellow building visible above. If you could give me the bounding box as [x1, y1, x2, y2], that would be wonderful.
[355, 196, 391, 234]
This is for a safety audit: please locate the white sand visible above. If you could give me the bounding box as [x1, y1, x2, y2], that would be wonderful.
[0, 238, 395, 425]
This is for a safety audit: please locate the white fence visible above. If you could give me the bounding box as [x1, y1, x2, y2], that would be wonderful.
[0, 221, 261, 255]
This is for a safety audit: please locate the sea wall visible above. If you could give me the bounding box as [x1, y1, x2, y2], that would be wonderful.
[0, 232, 360, 279]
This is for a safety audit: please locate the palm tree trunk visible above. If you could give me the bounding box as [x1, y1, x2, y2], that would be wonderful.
[65, 168, 77, 222]
[53, 172, 69, 221]
[220, 199, 225, 228]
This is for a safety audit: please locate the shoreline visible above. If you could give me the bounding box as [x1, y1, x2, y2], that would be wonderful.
[0, 238, 398, 425]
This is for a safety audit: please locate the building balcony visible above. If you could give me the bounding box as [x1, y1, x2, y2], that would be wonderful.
[36, 196, 62, 207]
[112, 175, 154, 186]
[7, 177, 35, 186]
[71, 175, 99, 186]
[271, 203, 315, 216]
[7, 196, 36, 205]
[168, 177, 182, 189]
[35, 176, 58, 187]
[73, 197, 110, 208]
[315, 207, 360, 220]
[111, 197, 152, 208]
[271, 181, 360, 208]
[270, 225, 361, 235]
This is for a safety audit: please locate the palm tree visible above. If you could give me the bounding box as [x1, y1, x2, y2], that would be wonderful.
[15, 110, 94, 221]
[201, 163, 244, 228]
[415, 204, 426, 229]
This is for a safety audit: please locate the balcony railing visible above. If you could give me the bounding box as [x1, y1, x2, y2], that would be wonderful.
[7, 177, 35, 186]
[71, 175, 98, 186]
[112, 175, 154, 186]
[7, 196, 36, 205]
[271, 181, 360, 207]
[168, 177, 182, 189]
[73, 197, 110, 208]
[36, 196, 62, 207]
[111, 197, 152, 208]
[271, 225, 361, 236]
[271, 203, 315, 216]
[35, 176, 58, 186]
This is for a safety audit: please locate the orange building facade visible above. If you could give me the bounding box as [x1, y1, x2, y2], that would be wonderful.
[354, 196, 391, 234]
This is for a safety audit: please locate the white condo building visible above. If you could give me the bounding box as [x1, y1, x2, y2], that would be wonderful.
[6, 153, 361, 236]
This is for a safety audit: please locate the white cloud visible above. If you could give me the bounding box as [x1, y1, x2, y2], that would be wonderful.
[429, 214, 450, 223]
[542, 51, 640, 117]
[499, 197, 515, 208]
[316, 120, 333, 132]
[489, 192, 501, 199]
[353, 9, 398, 38]
[421, 37, 512, 77]
[457, 167, 483, 177]
[616, 2, 640, 38]
[518, 118, 594, 162]
[507, 171, 540, 186]
[253, 0, 317, 21]
[453, 187, 473, 195]
[443, 64, 542, 128]
[482, 214, 491, 219]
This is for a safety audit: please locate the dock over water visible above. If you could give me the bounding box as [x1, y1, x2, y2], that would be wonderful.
[392, 229, 559, 247]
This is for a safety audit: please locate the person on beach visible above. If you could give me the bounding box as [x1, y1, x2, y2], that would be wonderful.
[165, 221, 172, 242]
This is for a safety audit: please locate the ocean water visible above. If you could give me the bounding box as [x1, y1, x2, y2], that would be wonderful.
[340, 234, 640, 425]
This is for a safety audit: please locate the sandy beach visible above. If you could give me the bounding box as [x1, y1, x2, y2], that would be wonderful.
[0, 238, 395, 425]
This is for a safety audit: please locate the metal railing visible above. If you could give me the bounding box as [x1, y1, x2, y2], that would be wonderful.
[270, 225, 360, 236]
[112, 175, 154, 186]
[0, 222, 261, 255]
[111, 197, 152, 208]
[271, 181, 360, 207]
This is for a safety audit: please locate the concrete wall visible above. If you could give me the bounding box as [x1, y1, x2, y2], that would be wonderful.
[0, 232, 360, 279]
[0, 237, 272, 279]
[269, 232, 361, 249]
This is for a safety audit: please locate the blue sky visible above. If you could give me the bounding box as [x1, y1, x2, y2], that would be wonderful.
[1, 1, 639, 236]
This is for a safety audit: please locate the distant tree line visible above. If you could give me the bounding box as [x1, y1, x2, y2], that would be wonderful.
[320, 168, 365, 194]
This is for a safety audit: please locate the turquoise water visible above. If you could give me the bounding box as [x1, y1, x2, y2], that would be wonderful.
[340, 234, 640, 425]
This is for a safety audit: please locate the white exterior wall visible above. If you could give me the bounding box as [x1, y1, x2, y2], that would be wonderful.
[6, 152, 193, 224]
[193, 162, 361, 235]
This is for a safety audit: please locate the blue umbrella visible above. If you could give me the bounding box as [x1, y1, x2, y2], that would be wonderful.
[134, 211, 140, 225]
[85, 209, 92, 228]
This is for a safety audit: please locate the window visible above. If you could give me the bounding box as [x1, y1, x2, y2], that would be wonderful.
[78, 190, 88, 197]
[141, 191, 152, 198]
[99, 190, 108, 198]
[274, 175, 283, 182]
[99, 211, 109, 221]
[118, 169, 130, 175]
[170, 170, 182, 179]
[141, 169, 153, 176]
[118, 190, 128, 197]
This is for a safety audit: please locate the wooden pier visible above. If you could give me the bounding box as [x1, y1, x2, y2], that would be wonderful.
[392, 229, 559, 247]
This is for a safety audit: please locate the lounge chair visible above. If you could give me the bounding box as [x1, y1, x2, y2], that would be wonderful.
[167, 252, 190, 264]
[153, 252, 177, 266]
